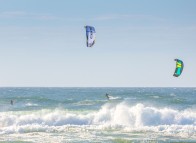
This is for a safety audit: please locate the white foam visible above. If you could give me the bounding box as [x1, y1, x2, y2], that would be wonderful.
[152, 96, 159, 98]
[170, 93, 176, 96]
[108, 96, 121, 100]
[25, 103, 39, 107]
[0, 103, 195, 139]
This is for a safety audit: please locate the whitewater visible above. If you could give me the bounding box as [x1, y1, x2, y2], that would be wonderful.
[0, 88, 195, 142]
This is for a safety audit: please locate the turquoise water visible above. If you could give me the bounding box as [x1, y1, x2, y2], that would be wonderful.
[0, 88, 195, 142]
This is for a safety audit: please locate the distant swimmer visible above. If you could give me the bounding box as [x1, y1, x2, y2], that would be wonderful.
[105, 93, 110, 100]
[10, 100, 13, 105]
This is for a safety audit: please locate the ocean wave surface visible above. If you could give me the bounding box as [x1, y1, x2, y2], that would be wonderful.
[0, 87, 195, 142]
[0, 102, 195, 139]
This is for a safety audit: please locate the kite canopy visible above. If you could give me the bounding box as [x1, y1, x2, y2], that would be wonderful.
[85, 25, 96, 47]
[173, 59, 184, 77]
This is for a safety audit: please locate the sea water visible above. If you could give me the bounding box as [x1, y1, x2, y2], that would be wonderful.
[0, 87, 195, 143]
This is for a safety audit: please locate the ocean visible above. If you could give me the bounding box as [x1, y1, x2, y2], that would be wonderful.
[0, 87, 195, 143]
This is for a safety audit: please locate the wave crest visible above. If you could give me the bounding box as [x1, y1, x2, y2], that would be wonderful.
[0, 103, 195, 137]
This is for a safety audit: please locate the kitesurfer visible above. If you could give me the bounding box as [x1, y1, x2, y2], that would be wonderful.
[10, 100, 13, 105]
[105, 93, 110, 100]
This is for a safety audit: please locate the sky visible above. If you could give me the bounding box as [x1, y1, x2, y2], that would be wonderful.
[0, 0, 196, 87]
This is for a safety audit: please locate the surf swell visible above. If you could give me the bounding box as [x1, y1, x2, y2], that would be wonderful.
[0, 102, 195, 138]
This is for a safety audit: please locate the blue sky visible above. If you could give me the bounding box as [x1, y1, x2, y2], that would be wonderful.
[0, 0, 196, 87]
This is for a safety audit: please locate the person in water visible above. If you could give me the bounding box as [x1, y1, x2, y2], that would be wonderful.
[10, 100, 13, 105]
[105, 93, 110, 100]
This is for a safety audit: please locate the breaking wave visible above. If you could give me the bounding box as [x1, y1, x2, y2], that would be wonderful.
[0, 102, 195, 138]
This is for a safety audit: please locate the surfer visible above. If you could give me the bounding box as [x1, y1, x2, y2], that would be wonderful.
[105, 93, 110, 100]
[10, 100, 13, 105]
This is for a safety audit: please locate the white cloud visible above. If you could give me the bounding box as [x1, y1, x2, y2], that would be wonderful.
[0, 11, 61, 20]
[92, 14, 165, 22]
[0, 11, 166, 23]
